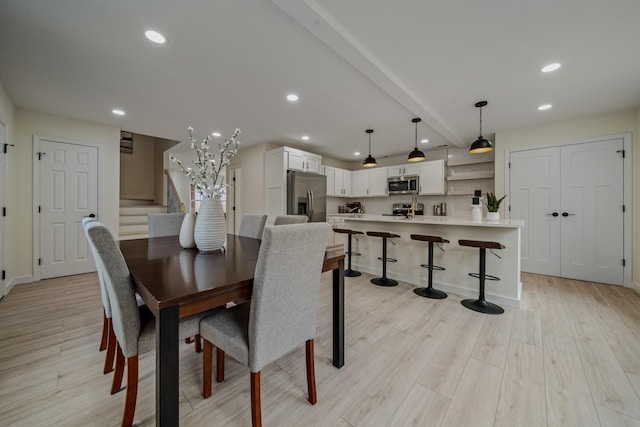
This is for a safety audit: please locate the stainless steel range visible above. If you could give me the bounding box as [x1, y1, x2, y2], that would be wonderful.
[382, 203, 424, 216]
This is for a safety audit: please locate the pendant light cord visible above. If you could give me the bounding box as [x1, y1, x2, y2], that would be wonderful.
[368, 133, 372, 155]
[414, 120, 418, 149]
[479, 106, 483, 137]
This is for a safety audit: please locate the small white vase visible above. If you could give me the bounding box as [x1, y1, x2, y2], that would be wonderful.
[194, 198, 227, 253]
[179, 213, 196, 248]
[471, 205, 483, 221]
[486, 211, 500, 221]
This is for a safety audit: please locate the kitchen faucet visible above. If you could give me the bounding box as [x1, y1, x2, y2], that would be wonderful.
[408, 191, 418, 219]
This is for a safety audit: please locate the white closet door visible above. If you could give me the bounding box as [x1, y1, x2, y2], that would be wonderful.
[560, 138, 625, 285]
[509, 147, 561, 276]
[39, 139, 98, 279]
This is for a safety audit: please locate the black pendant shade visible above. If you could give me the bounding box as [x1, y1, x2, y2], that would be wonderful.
[363, 129, 378, 168]
[407, 117, 426, 162]
[469, 101, 494, 153]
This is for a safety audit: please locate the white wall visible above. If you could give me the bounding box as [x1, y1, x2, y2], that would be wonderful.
[120, 133, 156, 201]
[494, 108, 639, 288]
[11, 110, 120, 282]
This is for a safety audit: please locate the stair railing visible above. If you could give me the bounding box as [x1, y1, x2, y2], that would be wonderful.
[164, 169, 186, 213]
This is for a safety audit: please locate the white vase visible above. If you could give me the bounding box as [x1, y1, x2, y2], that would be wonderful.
[194, 198, 227, 253]
[179, 213, 196, 248]
[486, 211, 500, 221]
[471, 205, 483, 221]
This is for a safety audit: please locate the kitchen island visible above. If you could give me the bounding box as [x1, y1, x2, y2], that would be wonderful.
[337, 214, 525, 308]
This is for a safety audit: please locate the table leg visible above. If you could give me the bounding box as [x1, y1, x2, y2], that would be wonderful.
[156, 305, 179, 426]
[332, 258, 345, 368]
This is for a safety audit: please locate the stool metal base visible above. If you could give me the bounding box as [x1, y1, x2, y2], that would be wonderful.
[414, 287, 447, 299]
[371, 277, 398, 287]
[461, 299, 504, 315]
[345, 269, 361, 277]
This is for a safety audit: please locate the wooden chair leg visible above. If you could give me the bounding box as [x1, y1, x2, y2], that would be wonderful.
[203, 339, 213, 398]
[251, 371, 262, 427]
[122, 355, 139, 427]
[104, 318, 116, 374]
[216, 348, 225, 382]
[306, 339, 317, 404]
[195, 333, 202, 353]
[111, 343, 125, 395]
[99, 309, 108, 351]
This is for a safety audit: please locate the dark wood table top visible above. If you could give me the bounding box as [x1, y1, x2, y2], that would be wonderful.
[119, 234, 344, 317]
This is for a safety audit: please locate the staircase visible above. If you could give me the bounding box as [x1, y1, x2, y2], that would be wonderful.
[119, 203, 167, 240]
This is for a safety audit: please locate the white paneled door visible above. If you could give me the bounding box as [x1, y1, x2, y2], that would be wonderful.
[0, 120, 6, 297]
[509, 147, 561, 276]
[560, 139, 625, 285]
[509, 137, 626, 285]
[38, 139, 98, 279]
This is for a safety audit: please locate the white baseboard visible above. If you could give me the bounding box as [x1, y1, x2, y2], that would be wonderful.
[632, 280, 640, 295]
[4, 275, 34, 296]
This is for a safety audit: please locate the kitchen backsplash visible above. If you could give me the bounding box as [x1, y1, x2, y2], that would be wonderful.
[327, 194, 487, 218]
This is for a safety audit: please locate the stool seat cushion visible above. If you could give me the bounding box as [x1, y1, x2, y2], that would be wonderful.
[367, 231, 400, 239]
[410, 234, 449, 244]
[333, 228, 364, 235]
[459, 239, 505, 250]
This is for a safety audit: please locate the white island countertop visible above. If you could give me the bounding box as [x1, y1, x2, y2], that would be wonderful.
[333, 214, 525, 229]
[330, 213, 525, 308]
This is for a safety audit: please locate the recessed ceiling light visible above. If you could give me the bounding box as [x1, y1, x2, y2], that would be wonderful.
[112, 109, 125, 116]
[541, 63, 561, 73]
[354, 152, 360, 156]
[420, 139, 429, 144]
[286, 94, 299, 102]
[301, 135, 310, 141]
[211, 132, 221, 137]
[145, 30, 166, 44]
[538, 104, 553, 111]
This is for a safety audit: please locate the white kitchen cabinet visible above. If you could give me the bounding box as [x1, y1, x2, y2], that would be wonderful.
[285, 147, 322, 174]
[387, 163, 420, 178]
[334, 168, 352, 197]
[369, 167, 388, 196]
[419, 159, 446, 195]
[322, 166, 336, 196]
[352, 168, 388, 197]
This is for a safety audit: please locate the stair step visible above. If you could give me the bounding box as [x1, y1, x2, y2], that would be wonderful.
[120, 223, 149, 234]
[119, 205, 167, 216]
[120, 216, 149, 225]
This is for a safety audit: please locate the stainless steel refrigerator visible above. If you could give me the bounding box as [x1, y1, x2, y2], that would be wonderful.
[286, 170, 327, 222]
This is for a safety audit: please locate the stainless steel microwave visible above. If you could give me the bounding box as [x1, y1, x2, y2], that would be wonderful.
[387, 175, 419, 195]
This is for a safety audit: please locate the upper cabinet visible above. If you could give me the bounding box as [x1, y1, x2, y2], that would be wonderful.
[352, 167, 388, 197]
[334, 168, 352, 197]
[387, 164, 420, 178]
[418, 159, 445, 195]
[286, 147, 322, 174]
[322, 166, 336, 196]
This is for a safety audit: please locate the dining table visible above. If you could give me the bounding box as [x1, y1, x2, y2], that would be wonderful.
[119, 233, 345, 427]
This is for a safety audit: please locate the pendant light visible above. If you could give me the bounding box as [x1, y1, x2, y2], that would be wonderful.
[469, 101, 493, 153]
[407, 117, 426, 162]
[362, 129, 378, 168]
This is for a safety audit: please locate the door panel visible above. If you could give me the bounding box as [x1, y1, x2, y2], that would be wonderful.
[560, 139, 624, 285]
[509, 147, 560, 275]
[39, 139, 98, 279]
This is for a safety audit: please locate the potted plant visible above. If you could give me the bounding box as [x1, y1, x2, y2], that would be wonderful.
[485, 192, 506, 221]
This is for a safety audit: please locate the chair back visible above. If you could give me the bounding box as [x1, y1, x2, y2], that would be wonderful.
[82, 217, 111, 318]
[85, 221, 141, 358]
[237, 214, 267, 239]
[248, 223, 329, 371]
[148, 212, 186, 237]
[273, 215, 309, 225]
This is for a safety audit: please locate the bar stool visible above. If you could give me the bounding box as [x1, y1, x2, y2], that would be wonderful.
[459, 239, 505, 315]
[410, 234, 449, 299]
[366, 231, 400, 287]
[333, 228, 364, 277]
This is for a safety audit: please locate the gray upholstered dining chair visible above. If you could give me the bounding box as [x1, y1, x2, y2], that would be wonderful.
[273, 214, 309, 225]
[82, 216, 117, 374]
[237, 214, 268, 239]
[200, 222, 330, 427]
[85, 221, 217, 427]
[148, 212, 186, 237]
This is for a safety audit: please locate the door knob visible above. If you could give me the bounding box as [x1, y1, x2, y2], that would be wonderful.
[562, 212, 575, 217]
[547, 212, 559, 217]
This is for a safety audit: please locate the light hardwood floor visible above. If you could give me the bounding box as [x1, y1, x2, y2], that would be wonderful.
[1, 271, 640, 426]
